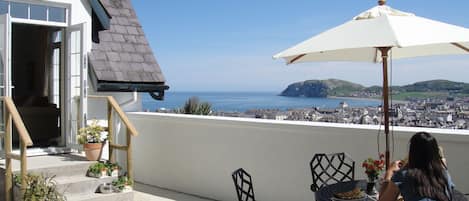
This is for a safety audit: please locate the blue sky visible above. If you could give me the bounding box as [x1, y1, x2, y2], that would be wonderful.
[132, 1, 469, 92]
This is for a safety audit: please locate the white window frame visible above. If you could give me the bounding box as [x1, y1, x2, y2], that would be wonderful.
[2, 0, 69, 27]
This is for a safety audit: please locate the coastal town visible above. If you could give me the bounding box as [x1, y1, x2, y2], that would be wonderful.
[182, 97, 469, 130]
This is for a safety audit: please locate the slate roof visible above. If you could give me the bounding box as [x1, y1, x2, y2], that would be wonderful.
[88, 0, 167, 92]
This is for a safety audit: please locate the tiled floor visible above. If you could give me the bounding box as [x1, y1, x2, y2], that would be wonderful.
[134, 182, 216, 201]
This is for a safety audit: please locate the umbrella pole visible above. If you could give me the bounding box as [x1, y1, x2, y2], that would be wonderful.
[379, 47, 392, 170]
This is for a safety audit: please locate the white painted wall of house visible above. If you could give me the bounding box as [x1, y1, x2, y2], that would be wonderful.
[128, 112, 469, 201]
[87, 88, 144, 119]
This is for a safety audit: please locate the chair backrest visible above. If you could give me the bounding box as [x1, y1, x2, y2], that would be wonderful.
[232, 168, 256, 201]
[310, 152, 355, 192]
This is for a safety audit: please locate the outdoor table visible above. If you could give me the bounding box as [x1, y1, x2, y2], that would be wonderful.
[315, 180, 468, 201]
[315, 180, 374, 201]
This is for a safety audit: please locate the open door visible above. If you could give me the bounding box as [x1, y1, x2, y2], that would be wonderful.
[64, 22, 87, 150]
[0, 14, 11, 156]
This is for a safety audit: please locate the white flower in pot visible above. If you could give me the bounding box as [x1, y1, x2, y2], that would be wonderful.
[77, 120, 106, 161]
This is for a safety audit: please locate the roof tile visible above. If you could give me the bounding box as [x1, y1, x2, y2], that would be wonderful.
[115, 17, 130, 26]
[111, 34, 125, 42]
[120, 53, 132, 62]
[130, 62, 144, 72]
[126, 26, 139, 35]
[120, 9, 132, 17]
[144, 54, 156, 63]
[100, 71, 117, 80]
[131, 53, 144, 63]
[113, 25, 127, 34]
[128, 18, 140, 26]
[109, 42, 123, 51]
[123, 35, 137, 43]
[106, 52, 120, 62]
[140, 72, 154, 82]
[136, 36, 148, 44]
[114, 71, 125, 81]
[126, 71, 141, 81]
[99, 32, 113, 42]
[121, 43, 135, 52]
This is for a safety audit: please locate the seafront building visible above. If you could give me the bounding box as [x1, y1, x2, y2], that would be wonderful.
[1, 0, 469, 201]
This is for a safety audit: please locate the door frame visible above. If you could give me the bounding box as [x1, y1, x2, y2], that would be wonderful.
[0, 13, 11, 156]
[64, 22, 87, 151]
[0, 18, 86, 155]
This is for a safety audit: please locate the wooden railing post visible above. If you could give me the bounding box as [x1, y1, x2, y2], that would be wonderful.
[20, 141, 27, 195]
[108, 100, 115, 163]
[126, 128, 133, 185]
[5, 111, 12, 201]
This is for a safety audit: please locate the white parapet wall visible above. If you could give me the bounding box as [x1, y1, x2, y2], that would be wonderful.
[128, 112, 469, 201]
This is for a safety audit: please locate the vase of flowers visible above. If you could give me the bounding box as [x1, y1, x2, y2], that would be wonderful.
[362, 154, 385, 195]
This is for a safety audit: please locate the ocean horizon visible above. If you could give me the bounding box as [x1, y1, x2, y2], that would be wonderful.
[142, 91, 381, 112]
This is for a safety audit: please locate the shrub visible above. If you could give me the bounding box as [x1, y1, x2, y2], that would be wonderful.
[180, 97, 212, 115]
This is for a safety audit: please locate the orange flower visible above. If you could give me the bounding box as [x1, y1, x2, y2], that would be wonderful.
[362, 154, 385, 177]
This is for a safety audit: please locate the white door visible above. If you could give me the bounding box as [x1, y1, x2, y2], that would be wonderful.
[65, 22, 87, 150]
[0, 14, 11, 155]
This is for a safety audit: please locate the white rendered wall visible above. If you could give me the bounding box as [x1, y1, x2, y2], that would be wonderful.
[88, 90, 143, 119]
[129, 112, 469, 201]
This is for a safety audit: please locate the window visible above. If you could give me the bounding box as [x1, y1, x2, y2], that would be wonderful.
[52, 48, 60, 106]
[49, 6, 66, 23]
[10, 2, 28, 19]
[51, 30, 62, 106]
[0, 1, 8, 15]
[0, 1, 67, 24]
[30, 5, 47, 21]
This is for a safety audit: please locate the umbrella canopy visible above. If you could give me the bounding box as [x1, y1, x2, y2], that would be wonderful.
[274, 3, 469, 169]
[274, 5, 469, 64]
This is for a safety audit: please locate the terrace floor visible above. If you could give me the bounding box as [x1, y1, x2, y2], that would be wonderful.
[0, 154, 215, 201]
[134, 182, 215, 201]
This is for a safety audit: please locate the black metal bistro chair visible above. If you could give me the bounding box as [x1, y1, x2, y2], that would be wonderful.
[310, 152, 355, 192]
[232, 168, 256, 201]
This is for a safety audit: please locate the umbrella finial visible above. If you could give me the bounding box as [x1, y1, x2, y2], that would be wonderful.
[378, 0, 386, 6]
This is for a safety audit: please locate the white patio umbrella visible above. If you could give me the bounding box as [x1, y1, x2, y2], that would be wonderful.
[273, 1, 469, 169]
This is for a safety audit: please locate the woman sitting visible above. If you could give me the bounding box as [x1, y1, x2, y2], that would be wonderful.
[379, 132, 454, 201]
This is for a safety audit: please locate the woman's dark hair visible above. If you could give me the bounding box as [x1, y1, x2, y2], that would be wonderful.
[407, 132, 450, 201]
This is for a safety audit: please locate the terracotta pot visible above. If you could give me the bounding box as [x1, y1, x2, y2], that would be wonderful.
[83, 143, 103, 161]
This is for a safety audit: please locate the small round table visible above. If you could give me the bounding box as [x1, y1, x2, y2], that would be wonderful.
[315, 180, 468, 201]
[315, 180, 371, 201]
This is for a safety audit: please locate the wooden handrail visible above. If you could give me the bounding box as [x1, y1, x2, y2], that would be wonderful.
[2, 97, 33, 201]
[2, 97, 33, 146]
[88, 95, 138, 136]
[88, 95, 137, 184]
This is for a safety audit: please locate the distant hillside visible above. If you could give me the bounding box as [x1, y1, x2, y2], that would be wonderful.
[280, 79, 365, 98]
[280, 79, 469, 100]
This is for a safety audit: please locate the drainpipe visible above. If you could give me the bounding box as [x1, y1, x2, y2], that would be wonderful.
[119, 90, 138, 108]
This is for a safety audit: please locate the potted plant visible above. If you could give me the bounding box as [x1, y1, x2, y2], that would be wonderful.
[14, 173, 66, 201]
[77, 120, 106, 161]
[106, 162, 120, 177]
[362, 153, 385, 195]
[87, 162, 108, 178]
[112, 176, 133, 193]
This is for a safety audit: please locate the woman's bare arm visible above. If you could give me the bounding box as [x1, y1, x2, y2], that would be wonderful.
[378, 161, 402, 201]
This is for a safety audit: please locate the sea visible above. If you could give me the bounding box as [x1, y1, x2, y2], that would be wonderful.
[142, 92, 381, 112]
